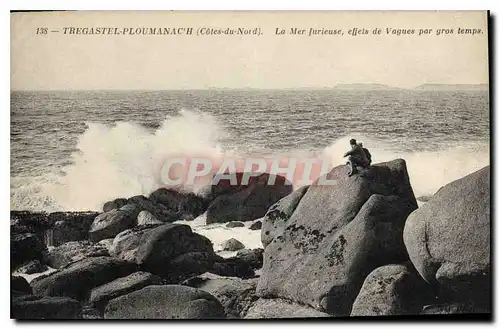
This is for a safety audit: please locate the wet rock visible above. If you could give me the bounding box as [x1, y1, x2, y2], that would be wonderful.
[103, 198, 128, 212]
[31, 256, 137, 301]
[222, 238, 245, 251]
[11, 295, 81, 319]
[104, 285, 226, 319]
[89, 271, 163, 311]
[149, 188, 209, 218]
[11, 233, 48, 271]
[88, 205, 140, 242]
[226, 221, 245, 228]
[206, 173, 293, 224]
[109, 223, 215, 279]
[137, 210, 164, 226]
[47, 240, 109, 269]
[249, 220, 262, 230]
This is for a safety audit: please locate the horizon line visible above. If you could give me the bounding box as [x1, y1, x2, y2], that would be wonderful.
[10, 83, 490, 93]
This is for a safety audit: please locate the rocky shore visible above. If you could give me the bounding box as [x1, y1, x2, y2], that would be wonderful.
[10, 160, 491, 319]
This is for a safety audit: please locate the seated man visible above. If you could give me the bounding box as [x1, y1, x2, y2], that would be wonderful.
[359, 142, 372, 166]
[343, 138, 369, 176]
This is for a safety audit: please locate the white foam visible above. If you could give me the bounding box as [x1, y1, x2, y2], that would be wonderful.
[10, 110, 489, 211]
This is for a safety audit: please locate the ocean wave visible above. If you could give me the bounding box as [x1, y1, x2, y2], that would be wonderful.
[10, 110, 490, 211]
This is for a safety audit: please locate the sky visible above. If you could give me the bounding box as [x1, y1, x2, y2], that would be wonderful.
[10, 11, 489, 90]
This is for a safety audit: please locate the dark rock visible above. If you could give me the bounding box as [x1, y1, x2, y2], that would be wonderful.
[104, 285, 226, 319]
[350, 263, 435, 316]
[11, 211, 99, 247]
[127, 195, 179, 222]
[88, 205, 139, 242]
[47, 240, 109, 269]
[257, 159, 418, 315]
[206, 173, 293, 224]
[89, 271, 163, 311]
[249, 220, 262, 230]
[244, 298, 331, 319]
[210, 258, 255, 279]
[47, 212, 98, 246]
[103, 198, 128, 212]
[222, 238, 245, 251]
[12, 275, 32, 296]
[31, 256, 137, 301]
[109, 223, 215, 279]
[236, 248, 264, 269]
[137, 210, 164, 226]
[11, 295, 81, 319]
[226, 221, 245, 228]
[11, 233, 48, 271]
[16, 259, 48, 275]
[404, 166, 490, 308]
[261, 185, 310, 248]
[149, 188, 209, 218]
[421, 303, 491, 315]
[183, 272, 259, 318]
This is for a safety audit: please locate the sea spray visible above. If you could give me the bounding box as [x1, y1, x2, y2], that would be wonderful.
[10, 110, 489, 211]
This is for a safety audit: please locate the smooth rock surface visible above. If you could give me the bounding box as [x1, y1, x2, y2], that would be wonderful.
[257, 160, 418, 315]
[404, 166, 490, 305]
[104, 285, 226, 319]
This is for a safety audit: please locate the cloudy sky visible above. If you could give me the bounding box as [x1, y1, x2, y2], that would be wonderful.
[11, 11, 489, 90]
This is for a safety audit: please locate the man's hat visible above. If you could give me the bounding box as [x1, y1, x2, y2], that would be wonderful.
[349, 138, 357, 145]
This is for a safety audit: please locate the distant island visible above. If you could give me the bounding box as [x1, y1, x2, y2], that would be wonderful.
[332, 83, 403, 90]
[414, 83, 489, 91]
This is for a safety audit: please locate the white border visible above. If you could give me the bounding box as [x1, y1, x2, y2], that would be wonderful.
[3, 1, 498, 328]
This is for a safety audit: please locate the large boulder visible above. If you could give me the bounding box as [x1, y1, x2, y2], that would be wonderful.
[244, 298, 331, 319]
[46, 212, 98, 246]
[89, 271, 163, 311]
[206, 173, 293, 224]
[104, 285, 226, 319]
[127, 195, 180, 222]
[88, 205, 140, 242]
[31, 256, 137, 301]
[11, 233, 48, 271]
[183, 272, 259, 318]
[103, 198, 128, 212]
[149, 188, 209, 218]
[350, 263, 434, 316]
[109, 223, 215, 279]
[257, 159, 418, 315]
[404, 166, 490, 309]
[261, 185, 310, 247]
[11, 295, 81, 319]
[47, 240, 109, 269]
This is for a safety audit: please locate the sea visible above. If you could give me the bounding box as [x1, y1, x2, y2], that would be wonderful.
[10, 89, 490, 255]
